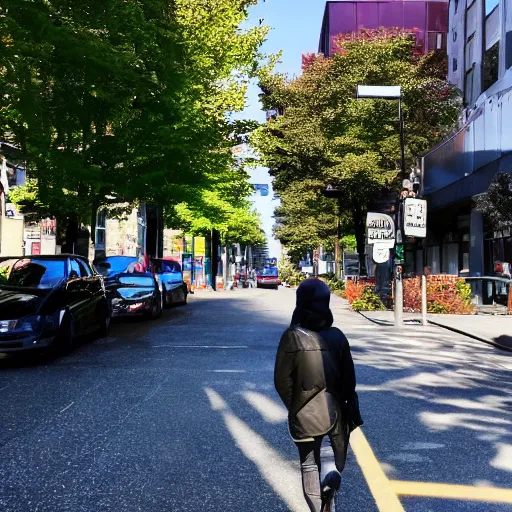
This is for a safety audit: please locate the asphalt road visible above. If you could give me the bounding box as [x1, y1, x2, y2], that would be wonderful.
[0, 288, 511, 512]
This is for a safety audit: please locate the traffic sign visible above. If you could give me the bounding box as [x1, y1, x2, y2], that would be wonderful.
[366, 212, 395, 248]
[404, 198, 427, 238]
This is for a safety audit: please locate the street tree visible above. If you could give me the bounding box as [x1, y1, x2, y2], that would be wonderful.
[252, 29, 461, 269]
[0, 0, 268, 246]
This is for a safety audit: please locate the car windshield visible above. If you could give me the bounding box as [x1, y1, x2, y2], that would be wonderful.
[96, 257, 138, 277]
[258, 267, 278, 276]
[0, 258, 66, 289]
[118, 276, 154, 287]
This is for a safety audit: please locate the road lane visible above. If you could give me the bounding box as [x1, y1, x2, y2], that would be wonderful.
[0, 287, 510, 512]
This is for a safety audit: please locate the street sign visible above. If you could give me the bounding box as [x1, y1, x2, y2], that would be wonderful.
[372, 245, 390, 264]
[404, 198, 427, 238]
[366, 212, 395, 248]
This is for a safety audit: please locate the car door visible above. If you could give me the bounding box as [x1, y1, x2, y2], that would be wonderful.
[76, 258, 105, 331]
[161, 260, 184, 302]
[65, 258, 92, 335]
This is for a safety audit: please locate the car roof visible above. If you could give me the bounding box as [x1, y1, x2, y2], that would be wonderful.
[0, 254, 87, 261]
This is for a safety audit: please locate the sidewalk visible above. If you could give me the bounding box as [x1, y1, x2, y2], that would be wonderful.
[356, 309, 512, 352]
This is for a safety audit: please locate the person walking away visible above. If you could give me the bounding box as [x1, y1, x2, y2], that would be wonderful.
[274, 278, 362, 512]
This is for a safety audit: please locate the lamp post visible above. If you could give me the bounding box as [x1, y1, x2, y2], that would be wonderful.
[356, 85, 406, 327]
[322, 185, 343, 279]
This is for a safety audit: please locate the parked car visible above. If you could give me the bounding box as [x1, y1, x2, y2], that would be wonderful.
[150, 258, 188, 307]
[256, 266, 281, 289]
[94, 256, 163, 319]
[0, 255, 110, 354]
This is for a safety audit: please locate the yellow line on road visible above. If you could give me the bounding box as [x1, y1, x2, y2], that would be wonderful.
[391, 480, 512, 504]
[350, 428, 405, 511]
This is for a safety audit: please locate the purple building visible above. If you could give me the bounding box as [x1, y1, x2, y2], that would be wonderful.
[319, 0, 448, 56]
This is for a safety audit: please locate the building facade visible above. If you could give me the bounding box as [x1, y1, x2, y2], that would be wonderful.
[319, 0, 449, 56]
[420, 0, 511, 285]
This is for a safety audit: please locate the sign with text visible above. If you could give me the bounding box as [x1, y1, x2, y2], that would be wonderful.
[366, 213, 395, 248]
[372, 245, 390, 264]
[404, 198, 427, 238]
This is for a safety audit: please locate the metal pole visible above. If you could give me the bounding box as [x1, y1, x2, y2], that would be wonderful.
[399, 98, 406, 177]
[421, 274, 428, 325]
[394, 98, 406, 328]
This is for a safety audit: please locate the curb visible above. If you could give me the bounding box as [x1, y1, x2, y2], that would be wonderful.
[356, 311, 512, 353]
[427, 320, 512, 353]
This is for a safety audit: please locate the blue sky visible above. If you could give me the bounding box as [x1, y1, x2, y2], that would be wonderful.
[234, 0, 328, 122]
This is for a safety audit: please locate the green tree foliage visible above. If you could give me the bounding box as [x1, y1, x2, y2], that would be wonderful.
[0, 0, 268, 245]
[253, 30, 461, 267]
[477, 172, 512, 230]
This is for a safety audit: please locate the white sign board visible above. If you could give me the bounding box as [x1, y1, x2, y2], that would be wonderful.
[372, 245, 390, 264]
[404, 198, 427, 238]
[366, 213, 395, 248]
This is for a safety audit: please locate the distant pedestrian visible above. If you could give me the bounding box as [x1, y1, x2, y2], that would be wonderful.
[274, 278, 362, 512]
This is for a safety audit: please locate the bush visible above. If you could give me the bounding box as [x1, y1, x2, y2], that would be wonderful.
[345, 281, 366, 304]
[278, 261, 305, 287]
[323, 273, 345, 292]
[351, 286, 386, 311]
[403, 275, 474, 314]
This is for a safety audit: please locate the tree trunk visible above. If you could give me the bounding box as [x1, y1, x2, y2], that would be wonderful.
[353, 208, 367, 276]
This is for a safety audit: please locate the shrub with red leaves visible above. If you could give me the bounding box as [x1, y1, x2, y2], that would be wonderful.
[404, 275, 474, 314]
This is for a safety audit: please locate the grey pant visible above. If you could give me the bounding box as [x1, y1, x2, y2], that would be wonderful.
[295, 420, 349, 512]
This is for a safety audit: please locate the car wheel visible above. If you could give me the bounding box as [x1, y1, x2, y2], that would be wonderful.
[150, 292, 163, 319]
[53, 314, 75, 356]
[158, 292, 164, 317]
[98, 300, 111, 338]
[162, 285, 170, 308]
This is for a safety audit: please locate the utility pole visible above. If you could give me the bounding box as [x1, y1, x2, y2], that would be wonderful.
[356, 85, 406, 327]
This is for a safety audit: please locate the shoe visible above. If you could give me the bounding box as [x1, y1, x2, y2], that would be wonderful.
[320, 487, 335, 512]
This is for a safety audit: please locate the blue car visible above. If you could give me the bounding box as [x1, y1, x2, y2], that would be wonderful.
[150, 258, 188, 307]
[94, 256, 163, 319]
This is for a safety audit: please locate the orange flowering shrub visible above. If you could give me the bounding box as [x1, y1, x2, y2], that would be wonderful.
[345, 278, 377, 304]
[404, 275, 474, 314]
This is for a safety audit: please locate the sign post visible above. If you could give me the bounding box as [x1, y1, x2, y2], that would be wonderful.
[366, 212, 402, 324]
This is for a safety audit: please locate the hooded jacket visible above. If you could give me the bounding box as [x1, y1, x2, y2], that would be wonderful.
[274, 279, 361, 441]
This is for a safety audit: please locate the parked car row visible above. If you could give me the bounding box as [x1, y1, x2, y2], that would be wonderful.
[0, 254, 188, 356]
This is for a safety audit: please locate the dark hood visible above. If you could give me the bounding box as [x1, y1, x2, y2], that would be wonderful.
[291, 278, 333, 332]
[0, 288, 46, 320]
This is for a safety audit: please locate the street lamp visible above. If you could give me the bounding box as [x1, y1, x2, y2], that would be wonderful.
[356, 85, 406, 327]
[321, 185, 343, 279]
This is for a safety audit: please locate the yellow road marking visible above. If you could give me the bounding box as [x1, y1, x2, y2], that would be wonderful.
[350, 428, 406, 511]
[391, 480, 512, 504]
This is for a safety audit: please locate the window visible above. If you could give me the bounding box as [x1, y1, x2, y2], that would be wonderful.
[485, 0, 499, 16]
[253, 184, 269, 197]
[464, 67, 474, 105]
[428, 32, 445, 52]
[452, 30, 457, 42]
[69, 258, 81, 278]
[453, 57, 458, 72]
[74, 258, 91, 277]
[0, 258, 66, 289]
[482, 41, 499, 91]
[95, 209, 106, 250]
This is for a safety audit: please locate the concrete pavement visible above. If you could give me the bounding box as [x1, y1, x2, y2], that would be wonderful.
[356, 308, 512, 351]
[0, 287, 511, 511]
